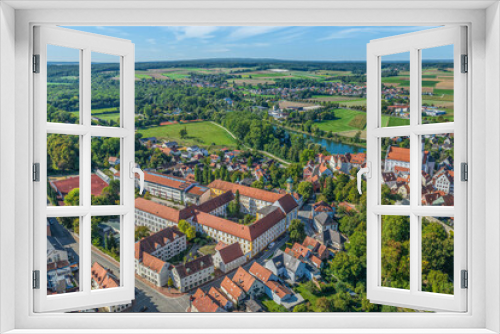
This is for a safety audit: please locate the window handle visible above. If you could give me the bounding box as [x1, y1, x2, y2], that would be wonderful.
[130, 162, 145, 194]
[357, 162, 371, 194]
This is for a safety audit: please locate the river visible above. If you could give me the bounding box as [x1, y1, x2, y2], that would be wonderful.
[284, 128, 366, 155]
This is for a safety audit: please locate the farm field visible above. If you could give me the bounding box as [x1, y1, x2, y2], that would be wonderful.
[314, 108, 366, 133]
[308, 95, 361, 102]
[137, 121, 237, 148]
[381, 115, 410, 127]
[340, 98, 367, 107]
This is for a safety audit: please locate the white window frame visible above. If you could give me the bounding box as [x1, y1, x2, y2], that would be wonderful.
[32, 26, 136, 312]
[365, 26, 467, 312]
[1, 2, 498, 333]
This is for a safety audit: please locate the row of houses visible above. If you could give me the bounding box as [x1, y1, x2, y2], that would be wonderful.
[133, 181, 300, 289]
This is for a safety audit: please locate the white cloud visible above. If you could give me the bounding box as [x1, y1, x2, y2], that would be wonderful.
[317, 26, 431, 41]
[165, 26, 220, 40]
[146, 38, 156, 45]
[227, 26, 284, 40]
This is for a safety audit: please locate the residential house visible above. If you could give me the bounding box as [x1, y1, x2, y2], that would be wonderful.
[313, 212, 338, 234]
[213, 242, 247, 273]
[265, 250, 309, 284]
[134, 226, 186, 287]
[91, 262, 131, 312]
[172, 255, 214, 292]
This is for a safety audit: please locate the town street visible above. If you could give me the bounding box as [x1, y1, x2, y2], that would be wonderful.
[49, 218, 190, 313]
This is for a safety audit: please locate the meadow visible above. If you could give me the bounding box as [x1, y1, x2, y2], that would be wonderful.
[137, 121, 237, 148]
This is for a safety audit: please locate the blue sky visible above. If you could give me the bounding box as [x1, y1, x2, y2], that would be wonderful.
[54, 26, 452, 62]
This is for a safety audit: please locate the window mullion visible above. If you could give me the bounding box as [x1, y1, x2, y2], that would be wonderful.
[409, 46, 420, 295]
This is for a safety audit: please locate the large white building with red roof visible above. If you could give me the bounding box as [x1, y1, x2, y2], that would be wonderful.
[134, 226, 186, 287]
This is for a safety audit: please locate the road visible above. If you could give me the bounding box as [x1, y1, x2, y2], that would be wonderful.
[49, 218, 190, 313]
[210, 121, 291, 166]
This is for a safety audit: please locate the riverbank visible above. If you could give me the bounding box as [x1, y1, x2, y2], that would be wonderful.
[271, 122, 367, 150]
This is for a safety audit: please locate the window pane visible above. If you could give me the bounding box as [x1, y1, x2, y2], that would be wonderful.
[381, 136, 410, 205]
[47, 217, 80, 295]
[421, 133, 454, 206]
[91, 52, 121, 127]
[47, 45, 80, 124]
[47, 134, 80, 206]
[381, 52, 411, 128]
[91, 215, 121, 291]
[91, 136, 121, 205]
[421, 216, 454, 295]
[421, 45, 454, 124]
[381, 215, 410, 290]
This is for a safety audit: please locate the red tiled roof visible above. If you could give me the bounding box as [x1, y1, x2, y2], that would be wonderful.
[232, 267, 256, 293]
[174, 255, 213, 279]
[310, 255, 322, 268]
[386, 146, 410, 163]
[91, 262, 119, 289]
[194, 207, 285, 241]
[141, 252, 167, 273]
[192, 291, 221, 312]
[135, 198, 184, 223]
[249, 262, 274, 283]
[143, 171, 194, 191]
[265, 280, 292, 299]
[217, 242, 245, 264]
[302, 236, 320, 252]
[135, 226, 184, 260]
[208, 287, 230, 308]
[350, 153, 366, 164]
[221, 276, 244, 300]
[318, 244, 328, 258]
[276, 194, 298, 214]
[291, 242, 311, 259]
[394, 166, 410, 173]
[208, 180, 284, 203]
[187, 186, 208, 196]
[51, 174, 108, 197]
[196, 191, 234, 214]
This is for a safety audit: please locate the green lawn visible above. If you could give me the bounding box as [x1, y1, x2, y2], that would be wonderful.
[259, 296, 288, 312]
[381, 116, 410, 127]
[340, 99, 367, 107]
[433, 89, 454, 96]
[135, 74, 152, 79]
[198, 244, 217, 256]
[387, 117, 410, 127]
[315, 109, 367, 133]
[137, 121, 237, 148]
[93, 113, 120, 122]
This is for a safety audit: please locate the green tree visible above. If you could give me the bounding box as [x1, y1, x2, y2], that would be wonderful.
[297, 181, 313, 202]
[64, 188, 79, 206]
[135, 226, 150, 241]
[288, 219, 306, 243]
[180, 126, 188, 139]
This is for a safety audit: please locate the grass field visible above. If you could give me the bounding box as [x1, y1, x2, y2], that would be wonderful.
[137, 121, 237, 148]
[381, 116, 410, 127]
[387, 117, 410, 127]
[348, 114, 367, 130]
[198, 244, 217, 256]
[314, 109, 367, 133]
[340, 99, 367, 107]
[433, 89, 454, 96]
[259, 296, 288, 312]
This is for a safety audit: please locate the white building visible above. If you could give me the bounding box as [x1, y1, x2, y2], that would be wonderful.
[134, 226, 186, 287]
[172, 255, 214, 292]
